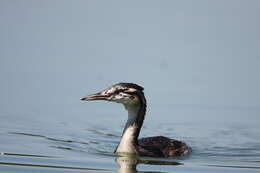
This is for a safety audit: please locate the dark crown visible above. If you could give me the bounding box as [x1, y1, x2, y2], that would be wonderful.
[116, 82, 144, 91]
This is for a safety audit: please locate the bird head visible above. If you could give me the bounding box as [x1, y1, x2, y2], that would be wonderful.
[80, 83, 145, 107]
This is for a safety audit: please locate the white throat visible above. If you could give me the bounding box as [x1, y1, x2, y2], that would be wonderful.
[116, 105, 140, 153]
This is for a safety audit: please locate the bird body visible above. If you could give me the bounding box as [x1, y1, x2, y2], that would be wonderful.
[80, 83, 191, 157]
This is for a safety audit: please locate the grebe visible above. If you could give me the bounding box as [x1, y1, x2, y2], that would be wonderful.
[80, 83, 191, 157]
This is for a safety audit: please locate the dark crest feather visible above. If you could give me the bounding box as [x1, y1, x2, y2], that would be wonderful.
[116, 82, 144, 91]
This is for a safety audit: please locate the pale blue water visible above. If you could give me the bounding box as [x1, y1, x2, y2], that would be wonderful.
[1, 103, 260, 173]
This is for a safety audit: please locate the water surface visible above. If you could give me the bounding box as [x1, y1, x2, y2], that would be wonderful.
[1, 104, 259, 173]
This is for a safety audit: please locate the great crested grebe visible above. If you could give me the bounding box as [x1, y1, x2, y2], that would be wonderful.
[80, 83, 191, 157]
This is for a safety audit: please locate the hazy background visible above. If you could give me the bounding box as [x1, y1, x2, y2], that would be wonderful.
[1, 0, 260, 126]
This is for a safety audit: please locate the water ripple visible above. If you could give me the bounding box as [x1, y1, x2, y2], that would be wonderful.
[0, 161, 112, 172]
[8, 131, 90, 145]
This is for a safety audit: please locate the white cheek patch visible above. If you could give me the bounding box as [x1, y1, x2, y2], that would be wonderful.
[114, 93, 127, 102]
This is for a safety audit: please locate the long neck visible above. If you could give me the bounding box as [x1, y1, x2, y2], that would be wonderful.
[115, 93, 146, 153]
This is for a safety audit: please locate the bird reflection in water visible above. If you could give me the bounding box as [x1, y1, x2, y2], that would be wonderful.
[116, 153, 182, 173]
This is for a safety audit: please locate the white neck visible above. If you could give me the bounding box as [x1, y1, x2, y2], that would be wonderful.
[116, 105, 140, 153]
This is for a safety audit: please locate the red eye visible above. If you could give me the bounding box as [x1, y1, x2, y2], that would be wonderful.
[114, 90, 120, 94]
[114, 89, 125, 94]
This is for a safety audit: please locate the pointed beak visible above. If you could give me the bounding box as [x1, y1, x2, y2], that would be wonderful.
[80, 92, 110, 101]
